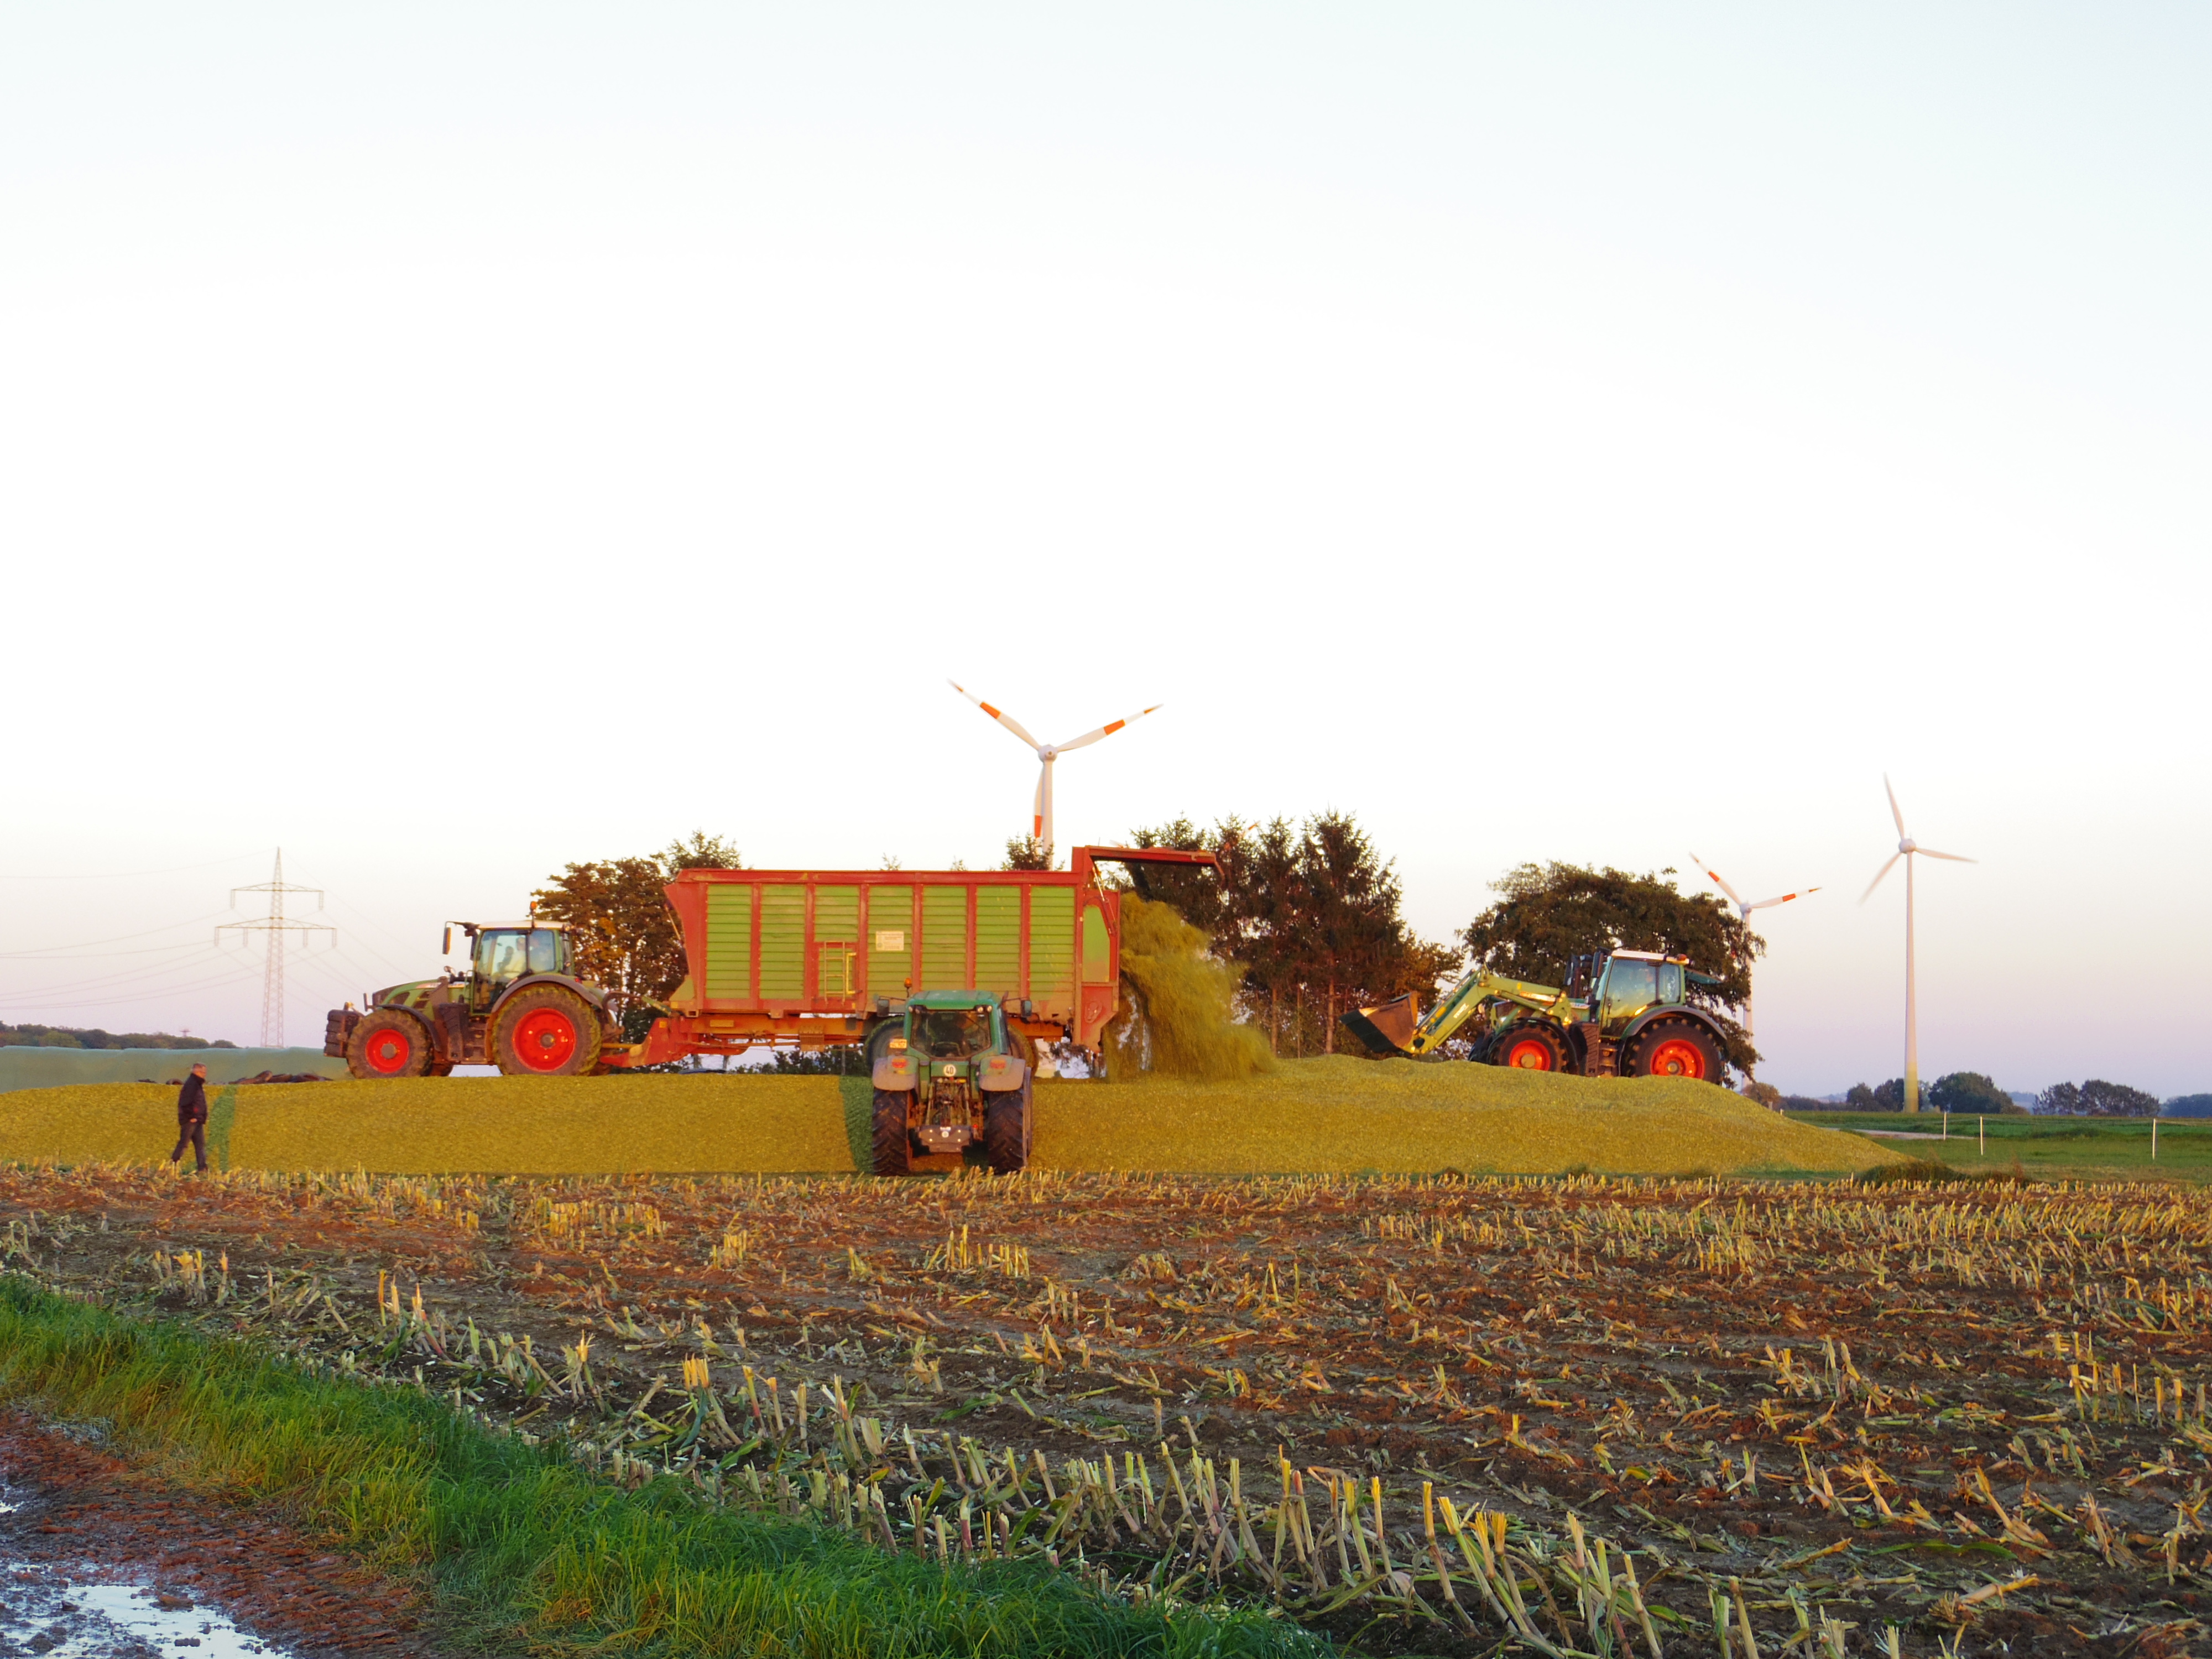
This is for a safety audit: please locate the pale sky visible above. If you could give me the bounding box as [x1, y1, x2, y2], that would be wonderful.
[3, 5, 2206, 1095]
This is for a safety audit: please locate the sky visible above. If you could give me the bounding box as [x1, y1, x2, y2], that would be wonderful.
[2, 4, 2206, 1095]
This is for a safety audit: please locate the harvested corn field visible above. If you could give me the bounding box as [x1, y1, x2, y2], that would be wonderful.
[1, 1160, 2208, 1654]
[0, 1060, 1888, 1177]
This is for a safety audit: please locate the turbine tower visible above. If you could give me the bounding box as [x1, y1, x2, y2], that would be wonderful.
[1688, 853, 1818, 1061]
[948, 682, 1161, 859]
[218, 849, 333, 1047]
[1860, 778, 1975, 1113]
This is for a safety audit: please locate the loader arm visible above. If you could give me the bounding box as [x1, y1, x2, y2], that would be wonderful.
[1344, 969, 1582, 1058]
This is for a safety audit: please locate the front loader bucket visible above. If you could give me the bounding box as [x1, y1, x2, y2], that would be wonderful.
[1343, 994, 1418, 1056]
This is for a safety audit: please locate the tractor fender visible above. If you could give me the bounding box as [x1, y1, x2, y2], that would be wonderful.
[873, 1052, 920, 1092]
[1618, 1005, 1730, 1049]
[977, 1055, 1029, 1092]
[487, 973, 613, 1020]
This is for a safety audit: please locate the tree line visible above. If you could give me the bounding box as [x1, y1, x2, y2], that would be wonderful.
[0, 1022, 237, 1051]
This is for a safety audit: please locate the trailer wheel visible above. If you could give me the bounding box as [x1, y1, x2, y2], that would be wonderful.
[1491, 1025, 1563, 1072]
[1624, 1019, 1720, 1082]
[347, 1009, 432, 1080]
[871, 1091, 912, 1176]
[491, 986, 602, 1076]
[982, 1084, 1031, 1174]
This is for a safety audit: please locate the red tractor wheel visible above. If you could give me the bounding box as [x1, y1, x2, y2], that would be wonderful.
[1491, 1026, 1564, 1072]
[346, 1010, 431, 1080]
[491, 986, 603, 1077]
[1625, 1019, 1721, 1082]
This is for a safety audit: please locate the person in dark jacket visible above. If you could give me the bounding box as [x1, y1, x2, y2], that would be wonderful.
[171, 1063, 210, 1172]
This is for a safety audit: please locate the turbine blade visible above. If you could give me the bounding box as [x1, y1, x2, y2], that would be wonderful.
[1745, 887, 1820, 910]
[1860, 855, 1901, 903]
[1055, 703, 1163, 753]
[1916, 849, 1976, 863]
[948, 679, 1042, 750]
[1883, 774, 1907, 838]
[1689, 853, 1744, 908]
[1032, 763, 1048, 842]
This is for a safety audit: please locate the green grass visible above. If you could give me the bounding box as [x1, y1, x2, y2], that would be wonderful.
[1796, 1110, 2212, 1182]
[0, 1059, 1889, 1177]
[0, 1276, 1318, 1658]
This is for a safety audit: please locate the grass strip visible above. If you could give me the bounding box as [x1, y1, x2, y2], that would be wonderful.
[0, 1276, 1322, 1658]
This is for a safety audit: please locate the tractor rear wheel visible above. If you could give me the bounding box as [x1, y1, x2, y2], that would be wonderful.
[982, 1084, 1031, 1173]
[1490, 1025, 1564, 1072]
[872, 1090, 912, 1176]
[1624, 1019, 1721, 1082]
[491, 986, 602, 1077]
[347, 1009, 431, 1079]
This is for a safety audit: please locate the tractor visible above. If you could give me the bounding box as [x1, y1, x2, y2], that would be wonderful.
[1344, 949, 1733, 1081]
[324, 920, 617, 1079]
[867, 990, 1034, 1176]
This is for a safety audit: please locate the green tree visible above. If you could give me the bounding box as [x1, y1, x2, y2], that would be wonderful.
[1462, 862, 1759, 1073]
[1928, 1071, 2022, 1115]
[2038, 1081, 2082, 1115]
[533, 833, 742, 1021]
[1000, 836, 1053, 872]
[2079, 1078, 2161, 1118]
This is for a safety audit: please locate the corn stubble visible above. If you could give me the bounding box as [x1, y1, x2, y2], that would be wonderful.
[4, 1157, 2211, 1654]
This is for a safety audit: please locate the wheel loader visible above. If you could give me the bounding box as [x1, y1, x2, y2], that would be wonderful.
[1344, 950, 1732, 1081]
[324, 920, 617, 1079]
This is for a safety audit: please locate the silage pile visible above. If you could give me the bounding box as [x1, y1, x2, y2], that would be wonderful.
[1105, 895, 1275, 1082]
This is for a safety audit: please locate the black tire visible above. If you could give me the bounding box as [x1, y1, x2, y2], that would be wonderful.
[346, 1009, 432, 1080]
[872, 1089, 912, 1176]
[1622, 1018, 1722, 1082]
[1488, 1024, 1565, 1073]
[491, 984, 603, 1077]
[982, 1084, 1031, 1174]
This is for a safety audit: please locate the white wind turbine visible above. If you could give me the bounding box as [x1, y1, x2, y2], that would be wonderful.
[1688, 853, 1819, 1062]
[1860, 775, 1976, 1114]
[948, 681, 1162, 858]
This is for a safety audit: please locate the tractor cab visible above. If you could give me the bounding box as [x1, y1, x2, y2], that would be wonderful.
[448, 921, 576, 1010]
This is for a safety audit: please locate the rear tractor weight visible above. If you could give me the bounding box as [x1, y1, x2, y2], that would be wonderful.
[1624, 1018, 1721, 1082]
[347, 1010, 432, 1080]
[491, 985, 603, 1077]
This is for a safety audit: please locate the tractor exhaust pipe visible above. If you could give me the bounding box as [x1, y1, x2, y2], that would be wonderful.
[1343, 994, 1418, 1056]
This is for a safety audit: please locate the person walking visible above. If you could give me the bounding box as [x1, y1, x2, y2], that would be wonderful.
[171, 1062, 210, 1173]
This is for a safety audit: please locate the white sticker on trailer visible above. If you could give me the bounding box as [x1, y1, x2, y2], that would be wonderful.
[875, 931, 906, 952]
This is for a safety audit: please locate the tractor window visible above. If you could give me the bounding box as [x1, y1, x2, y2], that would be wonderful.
[526, 930, 565, 975]
[1601, 959, 1659, 1021]
[914, 1006, 993, 1058]
[478, 931, 528, 985]
[1657, 962, 1683, 1003]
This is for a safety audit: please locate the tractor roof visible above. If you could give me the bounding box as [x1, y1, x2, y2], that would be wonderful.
[462, 920, 572, 932]
[907, 990, 1002, 1010]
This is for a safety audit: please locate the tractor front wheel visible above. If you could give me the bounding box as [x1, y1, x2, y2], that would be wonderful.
[872, 1091, 913, 1176]
[491, 986, 603, 1077]
[1490, 1025, 1564, 1072]
[1624, 1019, 1721, 1082]
[347, 1009, 431, 1080]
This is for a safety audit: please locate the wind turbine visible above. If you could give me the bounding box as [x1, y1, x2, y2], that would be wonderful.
[948, 681, 1162, 859]
[1860, 775, 1975, 1113]
[1688, 853, 1818, 1061]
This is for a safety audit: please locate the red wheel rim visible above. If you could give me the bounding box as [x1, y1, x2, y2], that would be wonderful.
[512, 1007, 578, 1071]
[1504, 1036, 1554, 1071]
[1647, 1038, 1707, 1079]
[364, 1025, 413, 1076]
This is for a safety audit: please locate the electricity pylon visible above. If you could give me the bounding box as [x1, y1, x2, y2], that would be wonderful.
[218, 849, 333, 1047]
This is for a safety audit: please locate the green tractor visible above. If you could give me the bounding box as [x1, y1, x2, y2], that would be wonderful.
[867, 990, 1034, 1176]
[1345, 949, 1733, 1081]
[324, 920, 617, 1079]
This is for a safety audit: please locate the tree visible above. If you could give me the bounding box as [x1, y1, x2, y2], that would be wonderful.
[1000, 836, 1053, 872]
[2164, 1094, 2212, 1119]
[1928, 1071, 2022, 1115]
[2038, 1081, 2083, 1115]
[1741, 1081, 1783, 1110]
[2079, 1078, 2161, 1118]
[1462, 863, 1759, 1074]
[533, 833, 742, 1027]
